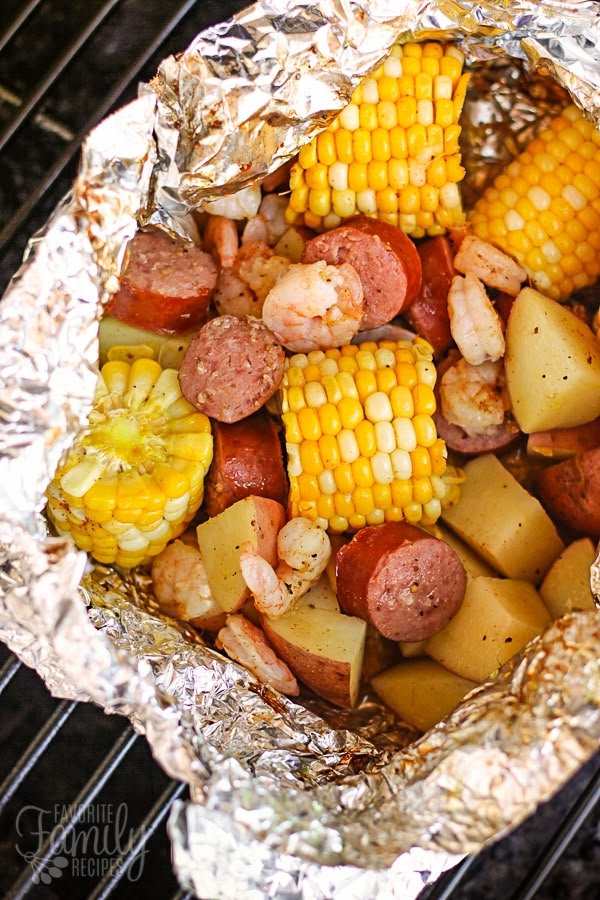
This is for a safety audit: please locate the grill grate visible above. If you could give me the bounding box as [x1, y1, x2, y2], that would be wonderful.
[0, 2, 599, 898]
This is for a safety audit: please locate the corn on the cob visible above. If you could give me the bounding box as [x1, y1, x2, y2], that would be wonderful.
[281, 338, 461, 534]
[470, 104, 600, 302]
[46, 358, 213, 568]
[286, 41, 470, 239]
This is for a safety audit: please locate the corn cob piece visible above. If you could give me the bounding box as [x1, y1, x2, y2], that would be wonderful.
[286, 41, 470, 239]
[46, 358, 213, 568]
[470, 104, 600, 302]
[281, 338, 461, 534]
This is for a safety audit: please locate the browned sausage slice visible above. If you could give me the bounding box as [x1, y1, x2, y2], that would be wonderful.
[537, 447, 600, 538]
[108, 229, 218, 334]
[204, 410, 288, 517]
[336, 521, 466, 641]
[433, 352, 520, 456]
[302, 215, 422, 330]
[404, 236, 454, 356]
[178, 315, 285, 423]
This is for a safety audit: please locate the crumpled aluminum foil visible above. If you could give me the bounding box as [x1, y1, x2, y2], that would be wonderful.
[1, 2, 599, 898]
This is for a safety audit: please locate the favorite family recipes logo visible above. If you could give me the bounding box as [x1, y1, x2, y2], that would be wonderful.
[14, 802, 146, 885]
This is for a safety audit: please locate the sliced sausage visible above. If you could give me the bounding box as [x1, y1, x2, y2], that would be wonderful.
[536, 447, 600, 538]
[433, 352, 520, 456]
[302, 215, 422, 330]
[433, 411, 520, 456]
[204, 410, 288, 516]
[108, 229, 218, 334]
[404, 236, 454, 356]
[179, 315, 285, 423]
[336, 521, 466, 641]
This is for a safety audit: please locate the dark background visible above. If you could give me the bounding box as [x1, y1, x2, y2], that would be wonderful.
[0, 1, 599, 898]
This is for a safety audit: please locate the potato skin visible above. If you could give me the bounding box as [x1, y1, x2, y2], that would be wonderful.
[537, 448, 600, 538]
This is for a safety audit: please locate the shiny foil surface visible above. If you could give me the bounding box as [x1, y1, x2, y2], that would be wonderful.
[1, 2, 599, 898]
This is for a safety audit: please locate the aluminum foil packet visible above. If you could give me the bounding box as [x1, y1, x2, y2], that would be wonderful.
[1, 1, 600, 898]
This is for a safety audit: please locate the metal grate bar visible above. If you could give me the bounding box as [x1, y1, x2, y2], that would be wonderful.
[0, 0, 121, 155]
[0, 0, 199, 256]
[510, 764, 600, 900]
[0, 655, 22, 695]
[0, 0, 44, 56]
[422, 853, 477, 899]
[87, 780, 187, 900]
[8, 725, 139, 899]
[0, 698, 77, 818]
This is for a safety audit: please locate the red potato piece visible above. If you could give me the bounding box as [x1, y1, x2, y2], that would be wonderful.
[404, 236, 455, 356]
[302, 215, 422, 330]
[108, 229, 218, 334]
[204, 410, 288, 517]
[196, 496, 287, 613]
[178, 315, 285, 423]
[536, 448, 600, 538]
[336, 521, 467, 641]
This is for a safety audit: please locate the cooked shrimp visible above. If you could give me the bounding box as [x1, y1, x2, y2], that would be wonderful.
[214, 240, 292, 318]
[262, 260, 364, 352]
[261, 160, 293, 193]
[240, 517, 331, 618]
[201, 184, 262, 220]
[216, 614, 299, 695]
[242, 194, 289, 246]
[447, 273, 505, 366]
[439, 356, 511, 436]
[203, 215, 239, 268]
[454, 235, 527, 296]
[151, 538, 225, 630]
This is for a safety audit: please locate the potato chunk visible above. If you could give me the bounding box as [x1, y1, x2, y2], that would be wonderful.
[441, 453, 564, 584]
[261, 607, 366, 708]
[425, 576, 551, 683]
[371, 659, 478, 732]
[505, 287, 600, 433]
[539, 538, 598, 620]
[196, 496, 286, 612]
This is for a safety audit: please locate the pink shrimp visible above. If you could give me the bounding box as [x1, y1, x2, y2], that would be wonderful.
[239, 517, 331, 618]
[214, 240, 292, 318]
[262, 260, 364, 352]
[216, 614, 299, 695]
[203, 215, 239, 269]
[151, 538, 226, 631]
[242, 194, 289, 246]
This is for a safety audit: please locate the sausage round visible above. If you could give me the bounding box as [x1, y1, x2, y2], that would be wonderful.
[335, 521, 466, 641]
[433, 353, 520, 456]
[404, 236, 455, 356]
[302, 215, 422, 330]
[536, 447, 600, 539]
[204, 410, 288, 516]
[178, 315, 285, 423]
[108, 229, 218, 334]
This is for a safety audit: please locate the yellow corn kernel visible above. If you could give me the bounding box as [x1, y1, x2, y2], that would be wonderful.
[353, 128, 372, 163]
[352, 457, 374, 487]
[298, 141, 318, 169]
[367, 160, 389, 190]
[350, 487, 373, 516]
[372, 482, 392, 510]
[316, 132, 336, 166]
[334, 129, 354, 165]
[333, 462, 355, 493]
